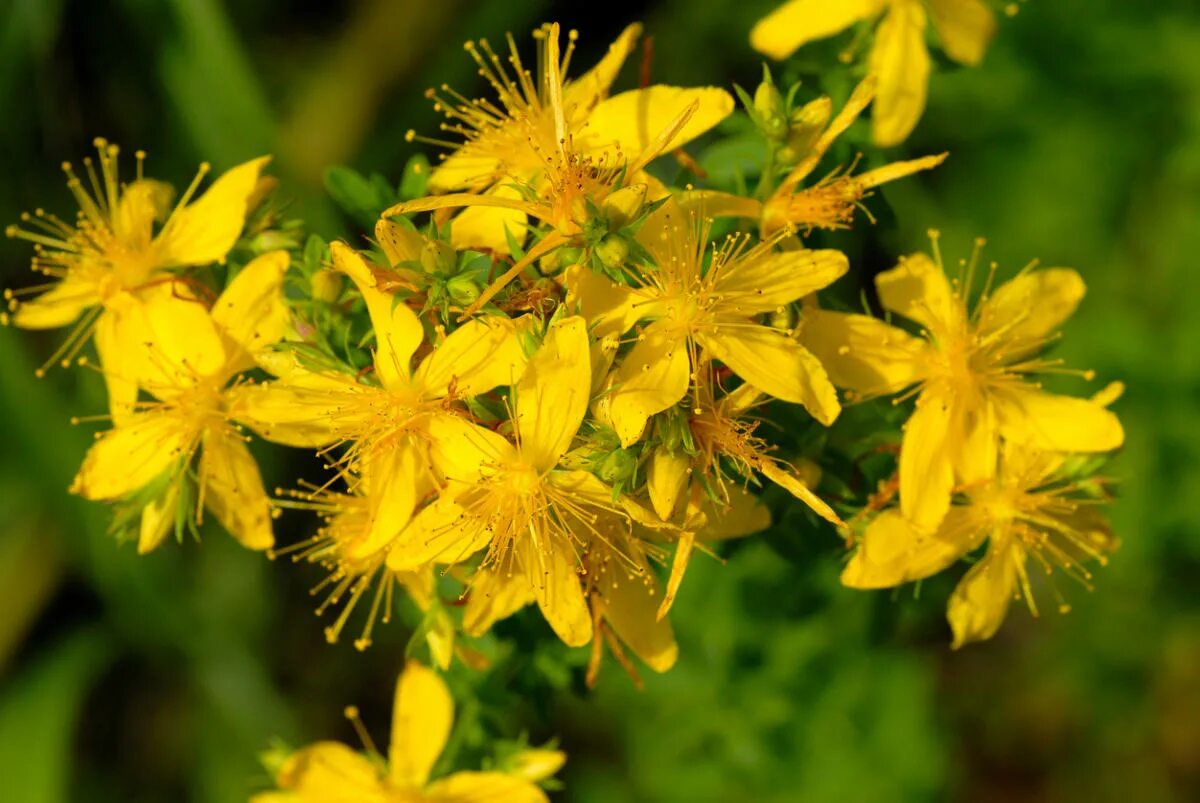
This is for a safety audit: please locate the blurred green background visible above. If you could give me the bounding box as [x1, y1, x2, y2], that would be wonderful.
[2, 0, 1198, 801]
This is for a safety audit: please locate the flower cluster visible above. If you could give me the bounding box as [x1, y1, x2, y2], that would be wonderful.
[5, 11, 1124, 798]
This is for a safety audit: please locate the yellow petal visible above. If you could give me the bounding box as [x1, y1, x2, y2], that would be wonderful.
[928, 0, 996, 66]
[94, 306, 143, 424]
[199, 426, 273, 550]
[760, 462, 842, 527]
[526, 536, 592, 647]
[992, 387, 1125, 453]
[841, 508, 985, 589]
[226, 379, 346, 448]
[448, 188, 529, 255]
[375, 217, 425, 266]
[155, 157, 270, 266]
[596, 567, 678, 673]
[648, 449, 690, 521]
[564, 22, 642, 110]
[389, 662, 453, 789]
[425, 771, 549, 803]
[874, 252, 958, 333]
[414, 316, 528, 398]
[9, 273, 98, 329]
[869, 1, 931, 147]
[427, 414, 518, 483]
[331, 242, 423, 391]
[948, 391, 997, 486]
[350, 441, 424, 559]
[210, 250, 290, 363]
[750, 0, 885, 60]
[71, 412, 193, 501]
[515, 316, 592, 470]
[137, 475, 182, 555]
[693, 486, 771, 540]
[427, 143, 505, 192]
[607, 323, 690, 448]
[698, 322, 840, 425]
[678, 189, 763, 220]
[385, 496, 475, 571]
[274, 742, 386, 802]
[564, 265, 644, 338]
[113, 179, 173, 244]
[899, 388, 955, 532]
[462, 563, 536, 637]
[585, 86, 734, 161]
[510, 748, 567, 783]
[800, 308, 927, 398]
[713, 248, 848, 315]
[135, 285, 228, 391]
[976, 268, 1085, 351]
[948, 537, 1022, 648]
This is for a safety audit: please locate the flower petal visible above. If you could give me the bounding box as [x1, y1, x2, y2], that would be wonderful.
[273, 742, 385, 801]
[841, 507, 986, 589]
[585, 86, 734, 160]
[415, 316, 528, 399]
[427, 414, 517, 483]
[331, 242, 422, 391]
[425, 771, 548, 803]
[448, 187, 529, 255]
[596, 566, 678, 673]
[869, 1, 931, 147]
[525, 536, 592, 647]
[648, 449, 690, 521]
[992, 386, 1125, 453]
[750, 0, 885, 60]
[155, 157, 270, 266]
[874, 251, 958, 333]
[210, 250, 290, 364]
[199, 426, 274, 550]
[606, 323, 690, 447]
[135, 285, 228, 391]
[515, 316, 592, 470]
[713, 248, 848, 315]
[800, 308, 927, 398]
[389, 662, 453, 789]
[351, 440, 425, 559]
[928, 0, 996, 66]
[977, 268, 1085, 351]
[698, 322, 840, 425]
[948, 537, 1022, 648]
[692, 486, 771, 540]
[72, 413, 193, 501]
[564, 265, 643, 338]
[462, 564, 536, 637]
[899, 388, 955, 532]
[9, 273, 98, 329]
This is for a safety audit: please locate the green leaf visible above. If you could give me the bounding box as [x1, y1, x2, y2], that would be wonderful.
[0, 629, 114, 803]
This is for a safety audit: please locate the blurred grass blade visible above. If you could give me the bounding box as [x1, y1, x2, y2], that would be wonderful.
[0, 629, 114, 803]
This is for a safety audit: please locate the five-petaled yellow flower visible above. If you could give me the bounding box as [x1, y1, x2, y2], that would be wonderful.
[843, 443, 1118, 647]
[5, 138, 268, 417]
[803, 237, 1124, 533]
[253, 662, 563, 803]
[70, 250, 290, 553]
[751, 0, 997, 145]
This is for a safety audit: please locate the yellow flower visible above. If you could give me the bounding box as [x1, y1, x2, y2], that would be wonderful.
[803, 236, 1125, 532]
[69, 251, 290, 553]
[570, 198, 847, 447]
[686, 78, 946, 236]
[4, 138, 269, 417]
[390, 22, 733, 316]
[253, 662, 561, 803]
[232, 242, 529, 557]
[842, 444, 1118, 648]
[388, 316, 655, 648]
[273, 477, 453, 663]
[750, 0, 997, 145]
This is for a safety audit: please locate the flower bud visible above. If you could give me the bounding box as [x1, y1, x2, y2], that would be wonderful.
[597, 447, 638, 486]
[310, 269, 343, 303]
[601, 183, 647, 230]
[446, 274, 481, 305]
[594, 235, 631, 272]
[419, 239, 456, 276]
[754, 78, 788, 140]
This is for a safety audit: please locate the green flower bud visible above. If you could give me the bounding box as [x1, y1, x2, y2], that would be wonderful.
[601, 184, 648, 230]
[754, 79, 788, 140]
[594, 235, 631, 272]
[597, 447, 638, 486]
[419, 239, 456, 276]
[310, 269, 344, 303]
[446, 274, 481, 305]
